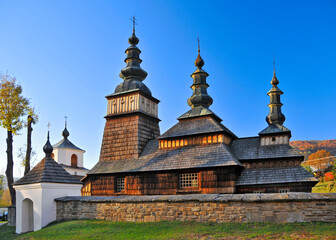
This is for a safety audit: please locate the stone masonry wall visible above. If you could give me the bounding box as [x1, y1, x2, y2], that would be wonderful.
[56, 193, 336, 223]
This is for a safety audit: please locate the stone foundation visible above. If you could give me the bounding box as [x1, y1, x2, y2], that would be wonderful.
[56, 193, 336, 223]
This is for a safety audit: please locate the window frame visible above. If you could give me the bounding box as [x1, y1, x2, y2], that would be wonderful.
[179, 173, 199, 188]
[116, 177, 126, 192]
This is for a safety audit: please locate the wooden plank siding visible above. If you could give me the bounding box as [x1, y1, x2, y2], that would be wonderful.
[81, 167, 241, 196]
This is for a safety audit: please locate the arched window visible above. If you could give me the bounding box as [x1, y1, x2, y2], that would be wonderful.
[71, 154, 78, 167]
[51, 153, 54, 158]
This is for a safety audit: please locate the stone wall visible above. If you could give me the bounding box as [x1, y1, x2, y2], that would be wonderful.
[56, 193, 336, 223]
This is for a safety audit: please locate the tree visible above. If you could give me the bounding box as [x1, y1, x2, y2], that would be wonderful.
[0, 74, 32, 206]
[24, 112, 38, 175]
[0, 174, 4, 191]
[304, 149, 333, 172]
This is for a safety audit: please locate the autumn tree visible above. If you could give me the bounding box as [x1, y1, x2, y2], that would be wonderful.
[0, 74, 32, 206]
[305, 149, 333, 172]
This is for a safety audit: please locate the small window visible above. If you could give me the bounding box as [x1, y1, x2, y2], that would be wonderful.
[254, 190, 262, 194]
[279, 188, 290, 193]
[180, 173, 198, 188]
[116, 177, 125, 192]
[272, 137, 276, 142]
[71, 154, 78, 167]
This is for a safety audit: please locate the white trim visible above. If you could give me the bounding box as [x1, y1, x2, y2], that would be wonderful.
[14, 182, 82, 190]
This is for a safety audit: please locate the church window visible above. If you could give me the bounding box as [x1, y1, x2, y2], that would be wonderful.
[116, 177, 125, 192]
[180, 173, 198, 188]
[208, 136, 212, 143]
[71, 154, 78, 167]
[213, 135, 217, 143]
[279, 188, 290, 193]
[272, 137, 276, 142]
[51, 153, 54, 158]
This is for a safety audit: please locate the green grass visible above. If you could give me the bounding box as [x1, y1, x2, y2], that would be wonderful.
[1, 220, 336, 240]
[313, 181, 336, 193]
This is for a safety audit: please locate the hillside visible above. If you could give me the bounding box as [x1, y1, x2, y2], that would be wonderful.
[290, 140, 336, 159]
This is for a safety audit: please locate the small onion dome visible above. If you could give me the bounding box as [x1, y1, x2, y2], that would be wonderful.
[62, 127, 69, 139]
[128, 32, 139, 45]
[271, 72, 279, 86]
[194, 53, 204, 68]
[43, 132, 53, 157]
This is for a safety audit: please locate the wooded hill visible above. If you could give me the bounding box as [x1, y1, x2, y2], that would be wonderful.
[290, 140, 336, 159]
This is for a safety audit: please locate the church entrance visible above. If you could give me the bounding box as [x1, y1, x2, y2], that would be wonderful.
[22, 198, 34, 232]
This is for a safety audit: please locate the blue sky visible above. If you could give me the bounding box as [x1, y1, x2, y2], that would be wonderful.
[0, 0, 335, 177]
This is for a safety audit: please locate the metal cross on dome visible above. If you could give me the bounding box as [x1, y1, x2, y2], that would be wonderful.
[130, 15, 137, 32]
[64, 115, 68, 127]
[47, 122, 51, 131]
[197, 36, 200, 52]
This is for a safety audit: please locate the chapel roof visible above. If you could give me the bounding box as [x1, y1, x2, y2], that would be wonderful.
[236, 166, 318, 186]
[159, 115, 237, 139]
[88, 140, 242, 174]
[230, 137, 302, 160]
[230, 137, 303, 160]
[14, 132, 82, 186]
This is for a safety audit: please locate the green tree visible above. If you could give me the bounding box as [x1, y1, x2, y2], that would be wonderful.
[0, 74, 32, 206]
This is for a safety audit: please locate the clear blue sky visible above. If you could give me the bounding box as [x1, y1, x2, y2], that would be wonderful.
[0, 0, 335, 177]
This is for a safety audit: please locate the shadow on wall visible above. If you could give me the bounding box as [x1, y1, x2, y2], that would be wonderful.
[22, 198, 34, 233]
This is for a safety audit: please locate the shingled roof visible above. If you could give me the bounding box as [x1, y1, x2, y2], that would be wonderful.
[88, 140, 242, 174]
[14, 157, 83, 186]
[159, 115, 237, 139]
[230, 137, 302, 160]
[14, 133, 82, 186]
[236, 166, 318, 186]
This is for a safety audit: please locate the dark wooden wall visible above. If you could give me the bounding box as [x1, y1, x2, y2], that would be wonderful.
[82, 167, 240, 196]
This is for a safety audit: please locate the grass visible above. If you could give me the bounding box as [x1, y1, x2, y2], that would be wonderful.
[313, 181, 336, 193]
[0, 220, 336, 240]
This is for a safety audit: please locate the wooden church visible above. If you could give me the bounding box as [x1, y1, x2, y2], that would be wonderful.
[81, 26, 318, 196]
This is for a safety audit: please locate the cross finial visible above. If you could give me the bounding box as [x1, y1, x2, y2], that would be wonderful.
[64, 115, 68, 128]
[47, 122, 51, 131]
[273, 59, 276, 76]
[197, 36, 200, 54]
[130, 14, 137, 33]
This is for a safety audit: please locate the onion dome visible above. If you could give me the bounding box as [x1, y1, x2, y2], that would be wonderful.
[266, 70, 286, 125]
[62, 127, 69, 139]
[43, 131, 53, 158]
[187, 41, 213, 109]
[114, 25, 151, 96]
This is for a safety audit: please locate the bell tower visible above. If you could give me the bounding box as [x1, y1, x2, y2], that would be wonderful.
[99, 22, 160, 162]
[259, 65, 291, 145]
